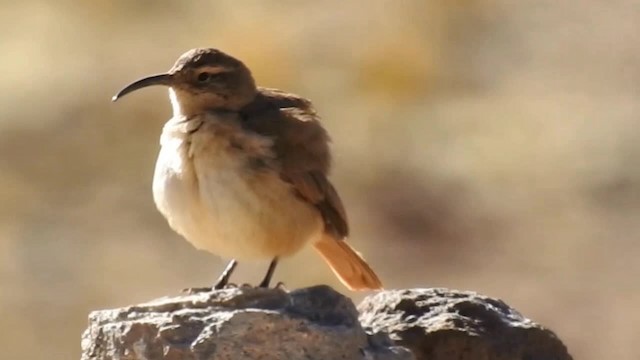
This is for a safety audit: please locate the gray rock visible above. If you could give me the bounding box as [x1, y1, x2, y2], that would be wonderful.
[80, 285, 413, 360]
[358, 288, 572, 360]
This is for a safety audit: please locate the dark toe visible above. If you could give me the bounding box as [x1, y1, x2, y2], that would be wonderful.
[182, 286, 213, 294]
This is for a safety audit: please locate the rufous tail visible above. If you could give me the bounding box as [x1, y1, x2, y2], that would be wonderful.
[313, 234, 383, 291]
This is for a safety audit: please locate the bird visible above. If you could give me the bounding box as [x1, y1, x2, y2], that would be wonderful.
[112, 48, 382, 291]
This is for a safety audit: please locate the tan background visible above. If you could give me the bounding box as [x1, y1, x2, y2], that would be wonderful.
[1, 1, 638, 359]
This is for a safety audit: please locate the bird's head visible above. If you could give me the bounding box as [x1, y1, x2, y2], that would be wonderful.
[113, 48, 257, 116]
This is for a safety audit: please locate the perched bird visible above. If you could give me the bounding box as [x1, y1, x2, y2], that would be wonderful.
[113, 48, 382, 291]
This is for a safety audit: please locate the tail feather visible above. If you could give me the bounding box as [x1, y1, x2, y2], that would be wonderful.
[313, 235, 383, 291]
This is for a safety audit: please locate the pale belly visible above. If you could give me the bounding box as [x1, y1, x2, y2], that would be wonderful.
[152, 127, 323, 261]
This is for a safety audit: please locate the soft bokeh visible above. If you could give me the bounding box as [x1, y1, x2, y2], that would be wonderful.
[2, 1, 638, 359]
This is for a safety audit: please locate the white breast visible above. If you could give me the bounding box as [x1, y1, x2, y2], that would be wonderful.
[152, 115, 323, 261]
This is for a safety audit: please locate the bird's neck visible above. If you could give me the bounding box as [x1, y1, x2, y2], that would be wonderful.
[169, 88, 193, 118]
[169, 88, 256, 118]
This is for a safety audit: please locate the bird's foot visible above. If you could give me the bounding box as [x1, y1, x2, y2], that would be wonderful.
[182, 281, 286, 293]
[275, 281, 288, 291]
[256, 280, 287, 290]
[181, 286, 211, 294]
[182, 283, 238, 294]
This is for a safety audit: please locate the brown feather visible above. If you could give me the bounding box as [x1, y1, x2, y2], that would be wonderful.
[239, 88, 347, 235]
[239, 88, 382, 290]
[314, 234, 383, 290]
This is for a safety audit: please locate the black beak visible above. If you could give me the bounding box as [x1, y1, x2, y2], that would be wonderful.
[112, 73, 173, 102]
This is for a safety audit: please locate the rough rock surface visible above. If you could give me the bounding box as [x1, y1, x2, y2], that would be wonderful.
[80, 285, 412, 360]
[358, 288, 573, 360]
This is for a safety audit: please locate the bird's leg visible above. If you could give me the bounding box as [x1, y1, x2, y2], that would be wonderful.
[182, 259, 238, 293]
[213, 259, 238, 290]
[258, 257, 279, 288]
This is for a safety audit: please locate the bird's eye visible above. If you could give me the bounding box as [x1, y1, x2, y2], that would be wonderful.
[197, 72, 212, 83]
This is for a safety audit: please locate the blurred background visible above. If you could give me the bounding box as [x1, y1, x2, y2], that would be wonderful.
[1, 1, 638, 359]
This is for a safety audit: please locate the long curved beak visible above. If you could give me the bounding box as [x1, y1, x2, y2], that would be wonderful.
[112, 73, 173, 102]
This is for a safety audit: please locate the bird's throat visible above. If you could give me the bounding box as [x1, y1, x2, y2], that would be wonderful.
[169, 88, 185, 118]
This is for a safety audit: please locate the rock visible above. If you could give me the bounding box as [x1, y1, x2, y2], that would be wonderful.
[358, 288, 573, 360]
[80, 285, 413, 360]
[81, 286, 574, 360]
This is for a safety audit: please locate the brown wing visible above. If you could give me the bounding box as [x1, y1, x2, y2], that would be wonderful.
[239, 87, 349, 238]
[286, 171, 349, 238]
